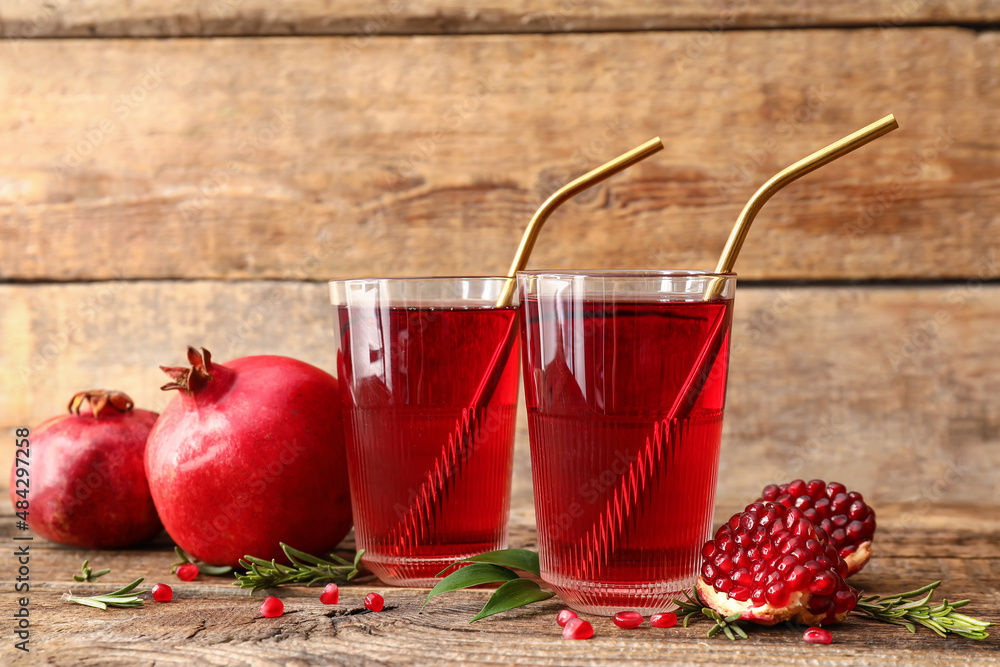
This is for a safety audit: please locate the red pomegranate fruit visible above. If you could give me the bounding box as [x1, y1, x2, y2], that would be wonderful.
[696, 502, 858, 626]
[145, 347, 352, 567]
[758, 479, 875, 576]
[10, 390, 161, 548]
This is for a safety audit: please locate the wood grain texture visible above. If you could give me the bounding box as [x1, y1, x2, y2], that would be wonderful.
[2, 281, 998, 507]
[1, 499, 997, 665]
[1, 30, 998, 281]
[3, 0, 999, 39]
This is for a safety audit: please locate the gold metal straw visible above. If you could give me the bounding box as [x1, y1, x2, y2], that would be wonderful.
[496, 136, 664, 307]
[706, 114, 899, 298]
[391, 136, 664, 553]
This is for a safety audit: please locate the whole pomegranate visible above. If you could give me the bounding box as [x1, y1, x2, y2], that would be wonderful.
[697, 502, 858, 626]
[757, 479, 875, 575]
[145, 347, 352, 566]
[10, 390, 162, 548]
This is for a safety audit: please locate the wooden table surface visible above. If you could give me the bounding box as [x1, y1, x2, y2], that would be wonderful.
[4, 498, 998, 666]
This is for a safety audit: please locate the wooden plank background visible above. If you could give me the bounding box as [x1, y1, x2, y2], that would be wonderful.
[1, 3, 998, 514]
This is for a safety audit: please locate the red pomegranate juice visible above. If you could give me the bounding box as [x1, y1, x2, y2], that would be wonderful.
[334, 305, 519, 586]
[520, 296, 733, 614]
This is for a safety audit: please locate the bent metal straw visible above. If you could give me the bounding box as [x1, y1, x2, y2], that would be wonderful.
[389, 137, 665, 554]
[577, 115, 899, 579]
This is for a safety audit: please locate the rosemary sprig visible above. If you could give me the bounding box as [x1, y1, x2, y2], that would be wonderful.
[64, 578, 147, 610]
[671, 587, 748, 640]
[72, 559, 111, 583]
[234, 543, 365, 593]
[856, 581, 991, 640]
[172, 546, 234, 576]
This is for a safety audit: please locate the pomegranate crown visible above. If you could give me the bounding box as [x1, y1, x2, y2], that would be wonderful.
[160, 346, 214, 395]
[68, 390, 135, 418]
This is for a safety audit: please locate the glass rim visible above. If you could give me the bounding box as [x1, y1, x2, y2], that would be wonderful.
[329, 275, 511, 285]
[515, 269, 736, 279]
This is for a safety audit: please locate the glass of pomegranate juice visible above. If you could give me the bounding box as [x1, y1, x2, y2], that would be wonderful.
[330, 277, 520, 586]
[517, 270, 736, 615]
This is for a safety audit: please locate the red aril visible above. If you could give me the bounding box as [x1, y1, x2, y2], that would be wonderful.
[697, 502, 858, 626]
[650, 612, 677, 628]
[145, 347, 352, 567]
[803, 627, 833, 644]
[562, 617, 594, 639]
[759, 480, 875, 576]
[613, 611, 643, 629]
[260, 596, 284, 617]
[151, 584, 173, 602]
[320, 583, 339, 605]
[556, 609, 578, 627]
[175, 563, 199, 581]
[10, 391, 161, 548]
[364, 592, 385, 612]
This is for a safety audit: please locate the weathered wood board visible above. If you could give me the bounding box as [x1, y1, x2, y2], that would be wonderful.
[3, 0, 1000, 38]
[3, 282, 998, 508]
[1, 499, 997, 665]
[1, 30, 998, 281]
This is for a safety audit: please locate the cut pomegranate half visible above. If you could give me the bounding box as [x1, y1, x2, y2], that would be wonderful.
[697, 502, 858, 626]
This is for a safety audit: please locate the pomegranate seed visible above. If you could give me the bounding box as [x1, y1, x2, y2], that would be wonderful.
[556, 609, 578, 627]
[364, 592, 384, 612]
[755, 480, 875, 577]
[259, 596, 283, 618]
[562, 617, 594, 639]
[151, 583, 172, 602]
[650, 612, 677, 628]
[803, 627, 833, 644]
[175, 563, 199, 581]
[613, 611, 643, 629]
[319, 583, 339, 605]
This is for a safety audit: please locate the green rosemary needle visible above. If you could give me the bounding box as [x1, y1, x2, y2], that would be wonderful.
[855, 581, 991, 640]
[64, 578, 147, 610]
[234, 543, 365, 593]
[72, 559, 111, 583]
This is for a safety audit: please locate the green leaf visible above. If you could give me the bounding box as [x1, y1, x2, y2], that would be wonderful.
[470, 578, 554, 622]
[423, 564, 519, 609]
[198, 563, 234, 576]
[442, 549, 542, 577]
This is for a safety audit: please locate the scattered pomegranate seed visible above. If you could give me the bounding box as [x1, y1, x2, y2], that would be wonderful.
[364, 592, 385, 612]
[556, 609, 578, 627]
[803, 627, 833, 644]
[259, 596, 284, 618]
[650, 612, 677, 628]
[175, 563, 199, 581]
[151, 583, 173, 602]
[562, 617, 594, 640]
[613, 611, 643, 629]
[320, 583, 339, 605]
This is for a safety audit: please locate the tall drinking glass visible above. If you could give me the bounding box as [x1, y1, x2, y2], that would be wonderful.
[517, 270, 736, 614]
[330, 277, 520, 586]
